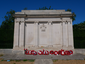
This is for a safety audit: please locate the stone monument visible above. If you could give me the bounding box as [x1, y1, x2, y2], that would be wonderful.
[13, 10, 74, 52]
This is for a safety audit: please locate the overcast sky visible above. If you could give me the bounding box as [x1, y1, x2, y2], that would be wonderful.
[0, 0, 85, 25]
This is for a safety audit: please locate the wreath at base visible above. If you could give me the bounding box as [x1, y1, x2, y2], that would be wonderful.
[24, 49, 73, 55]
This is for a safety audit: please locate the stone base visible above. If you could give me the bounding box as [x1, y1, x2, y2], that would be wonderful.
[62, 46, 74, 50]
[12, 47, 24, 54]
[12, 50, 24, 54]
[13, 47, 24, 51]
[12, 46, 75, 54]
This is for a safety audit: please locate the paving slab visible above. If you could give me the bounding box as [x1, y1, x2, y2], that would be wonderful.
[34, 59, 53, 64]
[0, 53, 85, 60]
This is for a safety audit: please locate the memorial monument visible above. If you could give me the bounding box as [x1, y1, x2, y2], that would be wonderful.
[13, 10, 74, 52]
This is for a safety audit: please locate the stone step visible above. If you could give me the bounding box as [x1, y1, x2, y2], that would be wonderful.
[34, 59, 53, 64]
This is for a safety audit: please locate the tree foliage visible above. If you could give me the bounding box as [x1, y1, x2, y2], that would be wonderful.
[0, 9, 15, 48]
[73, 21, 85, 48]
[23, 7, 28, 10]
[73, 21, 85, 30]
[37, 6, 53, 10]
[66, 9, 76, 21]
[0, 9, 15, 29]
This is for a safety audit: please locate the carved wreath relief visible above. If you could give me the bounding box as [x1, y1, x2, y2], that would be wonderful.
[40, 24, 46, 32]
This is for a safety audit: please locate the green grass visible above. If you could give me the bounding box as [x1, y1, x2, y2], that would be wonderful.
[23, 59, 28, 61]
[53, 59, 58, 62]
[0, 54, 3, 57]
[1, 59, 4, 61]
[66, 59, 69, 61]
[29, 60, 35, 62]
[51, 57, 52, 58]
[15, 60, 21, 62]
[13, 63, 16, 64]
[1, 59, 7, 61]
[10, 59, 14, 61]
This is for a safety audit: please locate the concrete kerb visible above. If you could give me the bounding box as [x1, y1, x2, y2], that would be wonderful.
[0, 53, 85, 60]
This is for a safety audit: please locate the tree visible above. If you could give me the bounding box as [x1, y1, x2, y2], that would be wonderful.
[23, 7, 28, 10]
[73, 21, 85, 30]
[37, 6, 53, 10]
[73, 21, 85, 48]
[0, 9, 15, 48]
[0, 9, 15, 29]
[66, 9, 76, 21]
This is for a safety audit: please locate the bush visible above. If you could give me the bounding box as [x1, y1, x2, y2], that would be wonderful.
[0, 29, 13, 49]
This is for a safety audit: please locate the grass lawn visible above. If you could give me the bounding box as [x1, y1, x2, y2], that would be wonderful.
[0, 54, 35, 64]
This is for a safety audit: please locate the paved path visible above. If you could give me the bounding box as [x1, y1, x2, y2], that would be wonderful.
[0, 53, 85, 60]
[34, 59, 53, 64]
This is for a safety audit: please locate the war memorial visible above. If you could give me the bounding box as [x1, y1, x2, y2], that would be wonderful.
[13, 10, 74, 53]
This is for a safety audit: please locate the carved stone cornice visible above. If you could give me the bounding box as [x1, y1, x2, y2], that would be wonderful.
[35, 21, 39, 23]
[16, 21, 20, 23]
[67, 21, 71, 22]
[20, 21, 25, 23]
[48, 21, 52, 23]
[67, 21, 72, 24]
[34, 21, 39, 24]
[62, 20, 66, 22]
[13, 14, 74, 18]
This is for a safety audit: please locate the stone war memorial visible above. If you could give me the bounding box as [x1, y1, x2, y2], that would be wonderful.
[13, 10, 74, 53]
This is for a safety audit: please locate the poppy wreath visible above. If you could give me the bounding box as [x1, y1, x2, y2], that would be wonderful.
[54, 51, 58, 55]
[31, 50, 35, 55]
[60, 49, 65, 55]
[24, 49, 26, 54]
[24, 49, 73, 55]
[64, 50, 73, 55]
[43, 49, 45, 55]
[24, 49, 29, 55]
[64, 50, 69, 55]
[26, 50, 29, 55]
[43, 50, 49, 55]
[57, 50, 61, 55]
[26, 50, 31, 55]
[69, 50, 73, 55]
[24, 49, 26, 51]
[45, 50, 49, 55]
[32, 51, 37, 55]
[50, 50, 54, 55]
[38, 50, 43, 55]
[43, 51, 46, 55]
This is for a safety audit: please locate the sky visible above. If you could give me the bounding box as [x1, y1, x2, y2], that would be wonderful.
[0, 0, 85, 25]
